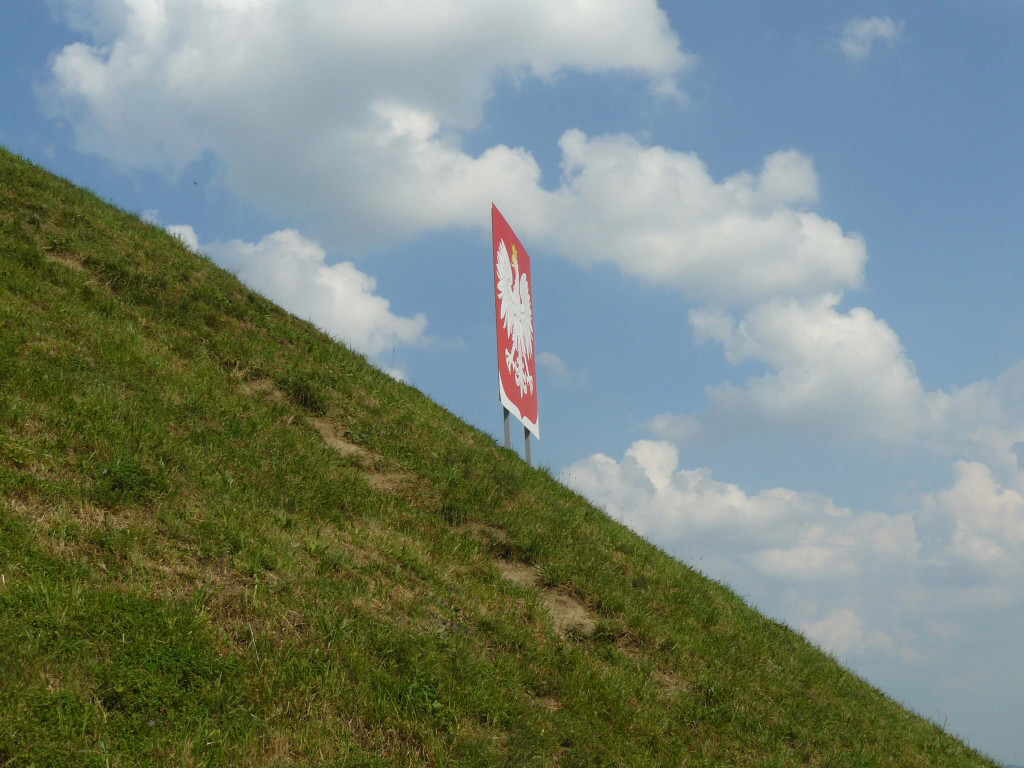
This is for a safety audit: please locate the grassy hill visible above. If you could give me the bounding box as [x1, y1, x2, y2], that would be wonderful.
[0, 146, 997, 767]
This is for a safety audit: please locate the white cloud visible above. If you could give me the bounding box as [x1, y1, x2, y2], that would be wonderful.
[562, 440, 1022, 674]
[175, 226, 427, 360]
[537, 351, 587, 389]
[801, 609, 893, 656]
[838, 16, 905, 62]
[924, 460, 1024, 567]
[645, 412, 703, 443]
[44, 0, 690, 242]
[690, 293, 948, 443]
[546, 136, 866, 306]
[560, 439, 905, 583]
[43, 1, 871, 312]
[754, 538, 858, 581]
[167, 223, 200, 252]
[665, 299, 1024, 461]
[938, 361, 1024, 470]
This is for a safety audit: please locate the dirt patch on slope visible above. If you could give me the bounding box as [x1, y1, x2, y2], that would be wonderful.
[364, 472, 410, 494]
[310, 418, 370, 459]
[46, 253, 88, 272]
[310, 417, 412, 494]
[462, 521, 508, 543]
[240, 377, 286, 404]
[462, 522, 596, 637]
[495, 559, 596, 638]
[236, 379, 411, 493]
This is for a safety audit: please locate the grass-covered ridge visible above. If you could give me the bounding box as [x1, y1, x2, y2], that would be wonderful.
[0, 146, 996, 767]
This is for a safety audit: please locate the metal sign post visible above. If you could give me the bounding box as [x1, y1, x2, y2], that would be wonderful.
[503, 406, 512, 450]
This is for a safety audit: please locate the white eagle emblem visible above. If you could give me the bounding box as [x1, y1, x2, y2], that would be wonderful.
[495, 238, 534, 398]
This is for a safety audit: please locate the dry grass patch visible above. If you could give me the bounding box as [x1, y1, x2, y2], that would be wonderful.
[7, 495, 150, 552]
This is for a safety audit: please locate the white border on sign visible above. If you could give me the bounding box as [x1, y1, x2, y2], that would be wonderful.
[499, 374, 539, 439]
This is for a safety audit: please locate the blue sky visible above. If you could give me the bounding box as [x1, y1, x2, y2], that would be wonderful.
[3, 2, 1023, 763]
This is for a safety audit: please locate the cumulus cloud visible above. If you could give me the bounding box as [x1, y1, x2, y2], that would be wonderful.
[689, 293, 948, 443]
[167, 223, 200, 252]
[562, 440, 1022, 667]
[560, 439, 917, 586]
[547, 136, 866, 306]
[660, 300, 1024, 462]
[47, 0, 691, 141]
[42, 0, 872, 312]
[838, 16, 905, 62]
[924, 460, 1024, 567]
[801, 609, 893, 656]
[537, 351, 587, 389]
[937, 361, 1024, 470]
[172, 225, 427, 360]
[44, 0, 690, 242]
[645, 412, 703, 443]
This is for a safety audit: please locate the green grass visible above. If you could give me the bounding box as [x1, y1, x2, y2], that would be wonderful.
[0, 145, 997, 767]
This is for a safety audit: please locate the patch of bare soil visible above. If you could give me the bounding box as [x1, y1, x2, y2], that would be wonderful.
[464, 522, 597, 637]
[310, 417, 412, 494]
[613, 636, 688, 696]
[240, 378, 287, 404]
[495, 559, 539, 587]
[496, 559, 596, 638]
[364, 472, 410, 493]
[462, 521, 508, 543]
[650, 665, 686, 695]
[535, 696, 562, 713]
[542, 588, 597, 638]
[46, 253, 87, 272]
[237, 378, 413, 494]
[311, 418, 370, 459]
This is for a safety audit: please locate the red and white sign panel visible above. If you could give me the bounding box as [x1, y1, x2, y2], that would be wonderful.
[492, 204, 539, 438]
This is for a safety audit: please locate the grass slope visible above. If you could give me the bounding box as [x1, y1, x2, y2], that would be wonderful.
[0, 146, 996, 767]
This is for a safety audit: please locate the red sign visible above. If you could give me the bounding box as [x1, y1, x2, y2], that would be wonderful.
[492, 204, 539, 438]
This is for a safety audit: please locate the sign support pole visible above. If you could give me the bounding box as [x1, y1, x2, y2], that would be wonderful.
[503, 407, 512, 449]
[524, 425, 532, 466]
